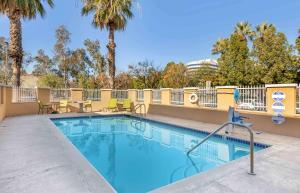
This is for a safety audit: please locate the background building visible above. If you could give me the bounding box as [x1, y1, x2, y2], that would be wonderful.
[186, 59, 218, 74]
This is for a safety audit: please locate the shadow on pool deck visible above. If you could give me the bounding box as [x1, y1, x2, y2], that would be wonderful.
[0, 113, 300, 193]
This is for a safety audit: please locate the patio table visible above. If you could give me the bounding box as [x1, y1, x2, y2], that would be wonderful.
[73, 101, 84, 113]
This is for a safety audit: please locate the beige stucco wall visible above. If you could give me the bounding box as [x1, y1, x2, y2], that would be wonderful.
[266, 84, 297, 116]
[184, 87, 199, 108]
[161, 88, 171, 105]
[128, 89, 137, 105]
[1, 84, 299, 131]
[143, 89, 152, 113]
[70, 88, 83, 101]
[5, 87, 39, 117]
[216, 86, 237, 110]
[0, 86, 6, 121]
[100, 89, 112, 109]
[148, 104, 300, 138]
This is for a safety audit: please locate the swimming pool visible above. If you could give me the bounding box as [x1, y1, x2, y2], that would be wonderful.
[52, 115, 267, 193]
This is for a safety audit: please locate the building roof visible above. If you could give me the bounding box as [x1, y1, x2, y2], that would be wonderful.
[186, 59, 218, 71]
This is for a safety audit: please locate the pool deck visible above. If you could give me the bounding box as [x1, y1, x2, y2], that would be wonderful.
[0, 113, 300, 193]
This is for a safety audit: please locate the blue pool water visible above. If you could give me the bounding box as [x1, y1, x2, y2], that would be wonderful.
[52, 115, 266, 193]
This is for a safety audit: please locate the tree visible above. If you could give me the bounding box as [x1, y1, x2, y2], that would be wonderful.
[97, 73, 110, 89]
[253, 24, 297, 83]
[84, 39, 107, 75]
[188, 63, 217, 86]
[128, 60, 161, 89]
[234, 21, 254, 41]
[0, 0, 54, 86]
[147, 68, 162, 89]
[82, 0, 134, 88]
[32, 49, 53, 76]
[54, 26, 71, 88]
[213, 33, 256, 85]
[212, 38, 228, 55]
[293, 29, 300, 83]
[114, 72, 132, 89]
[38, 73, 64, 88]
[0, 37, 11, 85]
[255, 22, 274, 40]
[68, 48, 91, 87]
[161, 62, 188, 88]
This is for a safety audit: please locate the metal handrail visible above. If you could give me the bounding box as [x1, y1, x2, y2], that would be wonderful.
[187, 122, 255, 175]
[134, 103, 146, 116]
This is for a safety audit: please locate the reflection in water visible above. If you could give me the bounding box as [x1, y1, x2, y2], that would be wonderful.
[54, 116, 264, 193]
[108, 123, 116, 185]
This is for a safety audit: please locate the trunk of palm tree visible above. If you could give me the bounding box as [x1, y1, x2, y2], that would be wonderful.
[8, 9, 23, 87]
[107, 24, 116, 89]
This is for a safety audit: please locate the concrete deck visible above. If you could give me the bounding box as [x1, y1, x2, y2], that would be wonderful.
[1, 113, 300, 193]
[0, 114, 116, 193]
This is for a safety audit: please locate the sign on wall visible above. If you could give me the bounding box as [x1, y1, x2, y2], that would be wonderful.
[272, 91, 286, 102]
[271, 91, 286, 125]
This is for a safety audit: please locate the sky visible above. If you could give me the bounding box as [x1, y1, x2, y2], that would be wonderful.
[1, 0, 300, 73]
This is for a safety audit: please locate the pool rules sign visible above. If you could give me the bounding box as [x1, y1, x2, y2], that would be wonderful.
[271, 91, 286, 124]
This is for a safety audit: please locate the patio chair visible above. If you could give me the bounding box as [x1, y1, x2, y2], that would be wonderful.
[105, 98, 118, 112]
[58, 100, 69, 113]
[38, 100, 52, 114]
[84, 100, 92, 112]
[122, 99, 132, 111]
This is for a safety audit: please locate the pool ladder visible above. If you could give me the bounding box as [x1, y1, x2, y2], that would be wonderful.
[187, 122, 255, 175]
[133, 104, 146, 117]
[130, 104, 147, 131]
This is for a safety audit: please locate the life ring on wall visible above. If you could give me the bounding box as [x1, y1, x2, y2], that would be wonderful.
[189, 93, 198, 104]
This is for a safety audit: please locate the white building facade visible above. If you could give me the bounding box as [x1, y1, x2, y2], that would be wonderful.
[186, 59, 218, 74]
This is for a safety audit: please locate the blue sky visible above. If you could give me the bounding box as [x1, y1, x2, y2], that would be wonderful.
[1, 0, 300, 73]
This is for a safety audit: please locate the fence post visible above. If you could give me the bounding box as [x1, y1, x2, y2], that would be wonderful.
[265, 84, 298, 116]
[216, 86, 237, 111]
[37, 87, 50, 104]
[128, 89, 137, 104]
[184, 87, 198, 107]
[70, 88, 83, 101]
[0, 86, 7, 121]
[143, 89, 152, 113]
[161, 88, 172, 105]
[100, 89, 112, 108]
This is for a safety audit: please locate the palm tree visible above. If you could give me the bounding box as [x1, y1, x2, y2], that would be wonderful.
[234, 21, 254, 41]
[0, 0, 54, 86]
[255, 22, 274, 39]
[82, 0, 134, 88]
[212, 38, 228, 55]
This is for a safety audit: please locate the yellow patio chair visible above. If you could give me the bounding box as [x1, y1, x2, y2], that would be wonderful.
[84, 100, 92, 112]
[105, 98, 118, 112]
[122, 99, 132, 111]
[59, 100, 69, 113]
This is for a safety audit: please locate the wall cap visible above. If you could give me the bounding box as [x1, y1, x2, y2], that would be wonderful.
[36, 87, 51, 90]
[100, 89, 112, 91]
[183, 87, 199, 90]
[70, 88, 83, 91]
[0, 85, 12, 88]
[127, 89, 137, 91]
[265, 84, 298, 88]
[143, 89, 152, 91]
[160, 88, 172, 90]
[215, 86, 237, 89]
